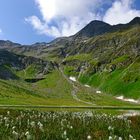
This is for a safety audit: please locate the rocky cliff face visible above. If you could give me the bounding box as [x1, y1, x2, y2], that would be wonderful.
[63, 24, 140, 75]
[0, 50, 55, 80]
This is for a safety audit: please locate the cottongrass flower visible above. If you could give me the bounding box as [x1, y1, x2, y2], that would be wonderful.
[25, 131, 32, 140]
[12, 126, 16, 130]
[38, 121, 44, 132]
[118, 137, 122, 140]
[25, 131, 29, 136]
[7, 111, 10, 115]
[4, 117, 8, 120]
[30, 121, 35, 127]
[87, 135, 92, 139]
[129, 134, 136, 140]
[64, 130, 67, 136]
[12, 130, 19, 139]
[62, 130, 67, 139]
[5, 123, 9, 128]
[129, 134, 133, 139]
[4, 117, 9, 124]
[27, 119, 30, 125]
[108, 136, 113, 140]
[108, 126, 114, 131]
[86, 111, 93, 117]
[38, 121, 43, 127]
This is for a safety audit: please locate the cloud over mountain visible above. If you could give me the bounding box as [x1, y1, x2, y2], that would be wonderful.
[25, 0, 140, 37]
[25, 0, 104, 37]
[103, 0, 140, 25]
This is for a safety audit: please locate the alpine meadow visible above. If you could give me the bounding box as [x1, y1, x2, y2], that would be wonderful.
[0, 0, 140, 139]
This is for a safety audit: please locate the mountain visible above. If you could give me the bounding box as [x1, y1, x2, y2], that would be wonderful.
[74, 17, 140, 39]
[128, 17, 140, 25]
[0, 49, 55, 80]
[0, 40, 21, 49]
[74, 20, 111, 39]
[5, 17, 140, 60]
[0, 17, 140, 106]
[61, 18, 140, 99]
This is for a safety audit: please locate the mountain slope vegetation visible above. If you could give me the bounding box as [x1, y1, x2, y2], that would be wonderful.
[63, 24, 140, 99]
[0, 17, 140, 106]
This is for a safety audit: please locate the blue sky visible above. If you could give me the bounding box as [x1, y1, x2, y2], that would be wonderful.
[0, 0, 140, 45]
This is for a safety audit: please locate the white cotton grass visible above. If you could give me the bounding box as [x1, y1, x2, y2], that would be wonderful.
[38, 121, 44, 131]
[30, 121, 35, 127]
[87, 135, 92, 139]
[12, 126, 16, 130]
[62, 130, 67, 139]
[109, 136, 113, 140]
[7, 111, 10, 115]
[108, 126, 114, 131]
[0, 110, 139, 139]
[128, 134, 136, 140]
[64, 130, 67, 136]
[25, 131, 32, 140]
[12, 130, 19, 139]
[118, 137, 122, 140]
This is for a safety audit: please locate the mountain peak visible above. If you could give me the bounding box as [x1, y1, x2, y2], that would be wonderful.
[88, 20, 109, 25]
[74, 20, 111, 38]
[74, 17, 140, 39]
[128, 17, 140, 25]
[0, 40, 21, 49]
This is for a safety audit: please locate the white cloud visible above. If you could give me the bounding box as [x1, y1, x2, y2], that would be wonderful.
[25, 16, 61, 37]
[26, 0, 104, 37]
[35, 0, 101, 21]
[26, 0, 140, 37]
[103, 0, 140, 25]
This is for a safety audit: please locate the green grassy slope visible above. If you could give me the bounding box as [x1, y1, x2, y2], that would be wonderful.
[64, 59, 140, 99]
[78, 57, 140, 99]
[0, 68, 87, 106]
[0, 66, 134, 107]
[62, 26, 140, 99]
[79, 69, 140, 99]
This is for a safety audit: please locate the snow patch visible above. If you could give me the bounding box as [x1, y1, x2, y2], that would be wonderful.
[84, 84, 90, 88]
[69, 77, 76, 82]
[96, 90, 102, 94]
[116, 96, 124, 100]
[116, 96, 139, 103]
